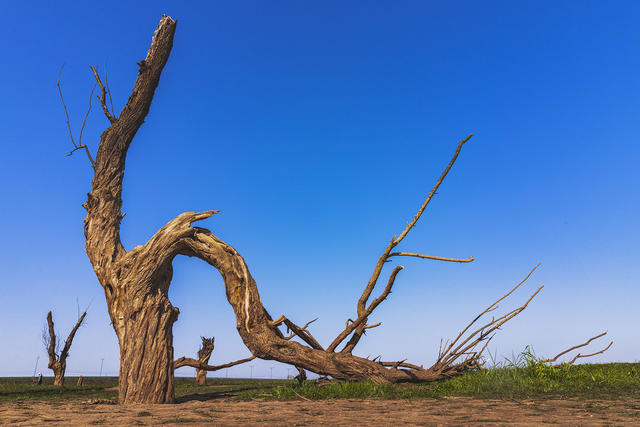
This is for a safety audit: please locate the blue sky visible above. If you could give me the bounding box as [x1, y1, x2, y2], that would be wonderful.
[0, 1, 638, 378]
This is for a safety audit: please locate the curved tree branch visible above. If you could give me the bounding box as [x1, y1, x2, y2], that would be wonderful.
[542, 332, 613, 365]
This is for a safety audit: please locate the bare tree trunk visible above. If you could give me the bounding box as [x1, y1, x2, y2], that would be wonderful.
[52, 364, 66, 386]
[195, 366, 207, 385]
[117, 291, 177, 403]
[195, 337, 214, 384]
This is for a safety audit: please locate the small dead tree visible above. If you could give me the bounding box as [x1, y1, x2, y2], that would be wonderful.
[174, 337, 256, 383]
[173, 336, 253, 384]
[43, 310, 87, 386]
[61, 15, 610, 404]
[195, 337, 215, 384]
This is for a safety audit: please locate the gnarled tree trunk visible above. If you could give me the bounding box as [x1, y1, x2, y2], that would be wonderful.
[79, 15, 180, 403]
[70, 14, 611, 404]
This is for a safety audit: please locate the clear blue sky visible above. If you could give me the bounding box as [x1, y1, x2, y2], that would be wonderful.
[0, 1, 638, 378]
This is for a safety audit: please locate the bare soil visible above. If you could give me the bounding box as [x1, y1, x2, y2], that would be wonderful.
[1, 396, 639, 425]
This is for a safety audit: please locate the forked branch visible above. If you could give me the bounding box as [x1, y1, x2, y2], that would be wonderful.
[271, 316, 323, 350]
[44, 310, 87, 386]
[542, 332, 613, 365]
[329, 134, 474, 354]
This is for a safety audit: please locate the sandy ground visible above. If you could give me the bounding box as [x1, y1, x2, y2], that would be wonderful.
[1, 397, 639, 426]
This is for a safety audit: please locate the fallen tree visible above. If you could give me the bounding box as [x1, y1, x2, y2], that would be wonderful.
[61, 15, 611, 403]
[43, 310, 87, 386]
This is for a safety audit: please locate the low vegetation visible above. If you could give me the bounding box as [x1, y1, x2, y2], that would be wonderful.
[2, 350, 638, 403]
[247, 362, 639, 401]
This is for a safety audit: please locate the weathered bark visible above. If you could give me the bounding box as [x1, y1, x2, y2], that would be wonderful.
[117, 290, 177, 403]
[44, 310, 87, 386]
[80, 15, 179, 403]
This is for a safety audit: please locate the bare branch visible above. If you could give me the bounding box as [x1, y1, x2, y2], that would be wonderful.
[439, 263, 540, 361]
[104, 61, 116, 117]
[389, 252, 474, 263]
[565, 341, 613, 365]
[59, 311, 87, 362]
[542, 332, 612, 364]
[89, 65, 116, 123]
[335, 135, 474, 355]
[271, 316, 322, 350]
[357, 237, 396, 318]
[437, 285, 543, 369]
[364, 322, 382, 330]
[66, 144, 96, 168]
[269, 315, 286, 327]
[45, 312, 57, 362]
[394, 133, 473, 246]
[57, 64, 75, 147]
[290, 388, 311, 401]
[57, 64, 96, 168]
[433, 266, 542, 370]
[329, 265, 403, 353]
[174, 355, 256, 371]
[77, 81, 97, 146]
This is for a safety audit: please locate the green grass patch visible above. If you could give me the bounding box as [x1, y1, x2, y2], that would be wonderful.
[238, 362, 640, 401]
[0, 377, 118, 402]
[2, 358, 638, 403]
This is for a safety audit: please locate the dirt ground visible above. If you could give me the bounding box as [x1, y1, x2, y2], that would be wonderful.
[1, 396, 639, 425]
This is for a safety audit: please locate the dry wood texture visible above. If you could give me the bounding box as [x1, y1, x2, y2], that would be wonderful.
[69, 15, 610, 404]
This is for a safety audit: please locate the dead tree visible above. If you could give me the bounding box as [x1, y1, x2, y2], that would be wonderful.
[62, 15, 610, 404]
[172, 336, 255, 384]
[194, 337, 215, 384]
[174, 336, 256, 383]
[43, 310, 87, 386]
